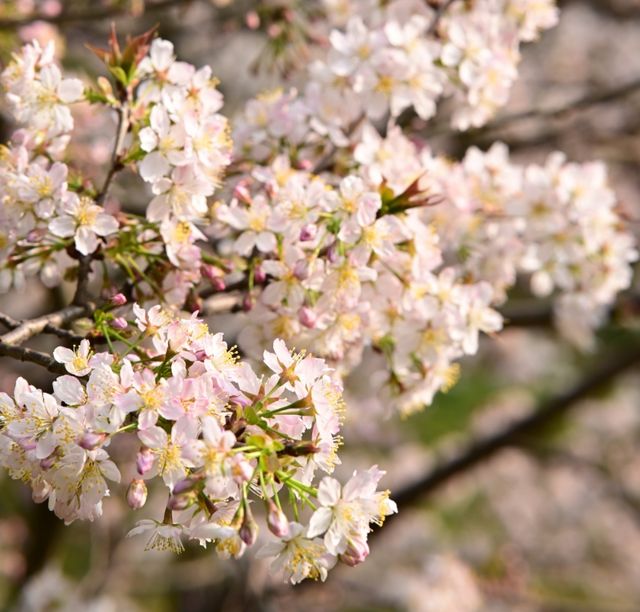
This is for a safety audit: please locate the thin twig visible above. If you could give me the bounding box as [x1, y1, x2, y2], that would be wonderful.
[0, 342, 66, 374]
[0, 0, 192, 29]
[0, 304, 89, 347]
[384, 342, 640, 525]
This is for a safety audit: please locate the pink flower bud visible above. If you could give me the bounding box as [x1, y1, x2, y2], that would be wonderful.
[339, 537, 370, 567]
[17, 438, 37, 451]
[245, 10, 260, 29]
[299, 224, 317, 242]
[127, 479, 148, 510]
[327, 243, 339, 264]
[253, 265, 266, 284]
[267, 502, 289, 537]
[239, 509, 258, 546]
[172, 477, 197, 495]
[136, 447, 154, 476]
[111, 293, 127, 306]
[242, 294, 255, 312]
[298, 306, 317, 329]
[77, 431, 107, 450]
[110, 317, 128, 330]
[167, 491, 196, 511]
[233, 181, 253, 204]
[297, 159, 313, 171]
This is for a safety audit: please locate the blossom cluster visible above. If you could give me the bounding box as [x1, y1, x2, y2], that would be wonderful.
[234, 0, 559, 157]
[214, 158, 503, 415]
[0, 305, 395, 583]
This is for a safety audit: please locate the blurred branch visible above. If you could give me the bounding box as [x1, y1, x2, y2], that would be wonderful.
[478, 76, 640, 134]
[0, 304, 89, 347]
[0, 312, 84, 341]
[0, 342, 66, 374]
[385, 342, 640, 524]
[0, 0, 194, 29]
[427, 0, 458, 34]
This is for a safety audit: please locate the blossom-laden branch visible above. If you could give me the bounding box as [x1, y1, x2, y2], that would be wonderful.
[0, 0, 193, 29]
[384, 342, 640, 525]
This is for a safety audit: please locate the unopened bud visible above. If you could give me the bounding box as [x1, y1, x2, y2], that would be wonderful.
[242, 294, 255, 312]
[110, 316, 128, 330]
[245, 10, 260, 29]
[297, 159, 313, 171]
[239, 508, 258, 546]
[233, 181, 253, 204]
[78, 431, 107, 450]
[327, 243, 339, 264]
[136, 447, 154, 476]
[167, 490, 196, 511]
[253, 264, 266, 284]
[127, 479, 148, 509]
[339, 537, 369, 567]
[111, 293, 127, 306]
[298, 306, 317, 329]
[267, 501, 289, 537]
[299, 224, 317, 242]
[172, 477, 198, 495]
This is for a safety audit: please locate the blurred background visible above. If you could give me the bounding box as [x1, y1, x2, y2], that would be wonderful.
[2, 1, 640, 610]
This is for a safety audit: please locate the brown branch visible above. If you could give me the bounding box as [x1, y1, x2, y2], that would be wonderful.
[0, 0, 194, 29]
[0, 304, 90, 347]
[0, 342, 66, 374]
[427, 0, 458, 35]
[385, 342, 640, 525]
[0, 311, 85, 342]
[480, 76, 640, 133]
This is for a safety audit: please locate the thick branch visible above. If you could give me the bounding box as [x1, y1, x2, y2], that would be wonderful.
[0, 305, 89, 347]
[0, 311, 85, 342]
[386, 343, 640, 523]
[0, 0, 192, 29]
[0, 342, 66, 374]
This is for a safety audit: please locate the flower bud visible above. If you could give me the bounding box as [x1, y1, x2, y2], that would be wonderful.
[297, 159, 312, 171]
[233, 181, 252, 204]
[242, 294, 255, 312]
[299, 224, 317, 242]
[267, 501, 289, 537]
[167, 490, 196, 511]
[253, 264, 266, 284]
[136, 447, 154, 476]
[326, 243, 339, 264]
[245, 10, 260, 30]
[110, 317, 128, 330]
[172, 477, 199, 495]
[298, 306, 317, 329]
[77, 431, 107, 450]
[339, 537, 370, 567]
[239, 508, 258, 546]
[111, 293, 127, 306]
[127, 479, 148, 509]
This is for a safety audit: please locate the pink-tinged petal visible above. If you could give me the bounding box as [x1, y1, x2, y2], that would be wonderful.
[53, 376, 85, 405]
[150, 39, 174, 71]
[99, 458, 121, 483]
[233, 231, 257, 256]
[53, 346, 74, 364]
[49, 215, 75, 238]
[138, 425, 167, 449]
[256, 231, 276, 253]
[58, 78, 84, 103]
[39, 64, 61, 90]
[139, 151, 170, 182]
[93, 213, 118, 236]
[317, 477, 341, 506]
[139, 126, 159, 152]
[147, 195, 170, 222]
[75, 226, 98, 255]
[307, 507, 333, 538]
